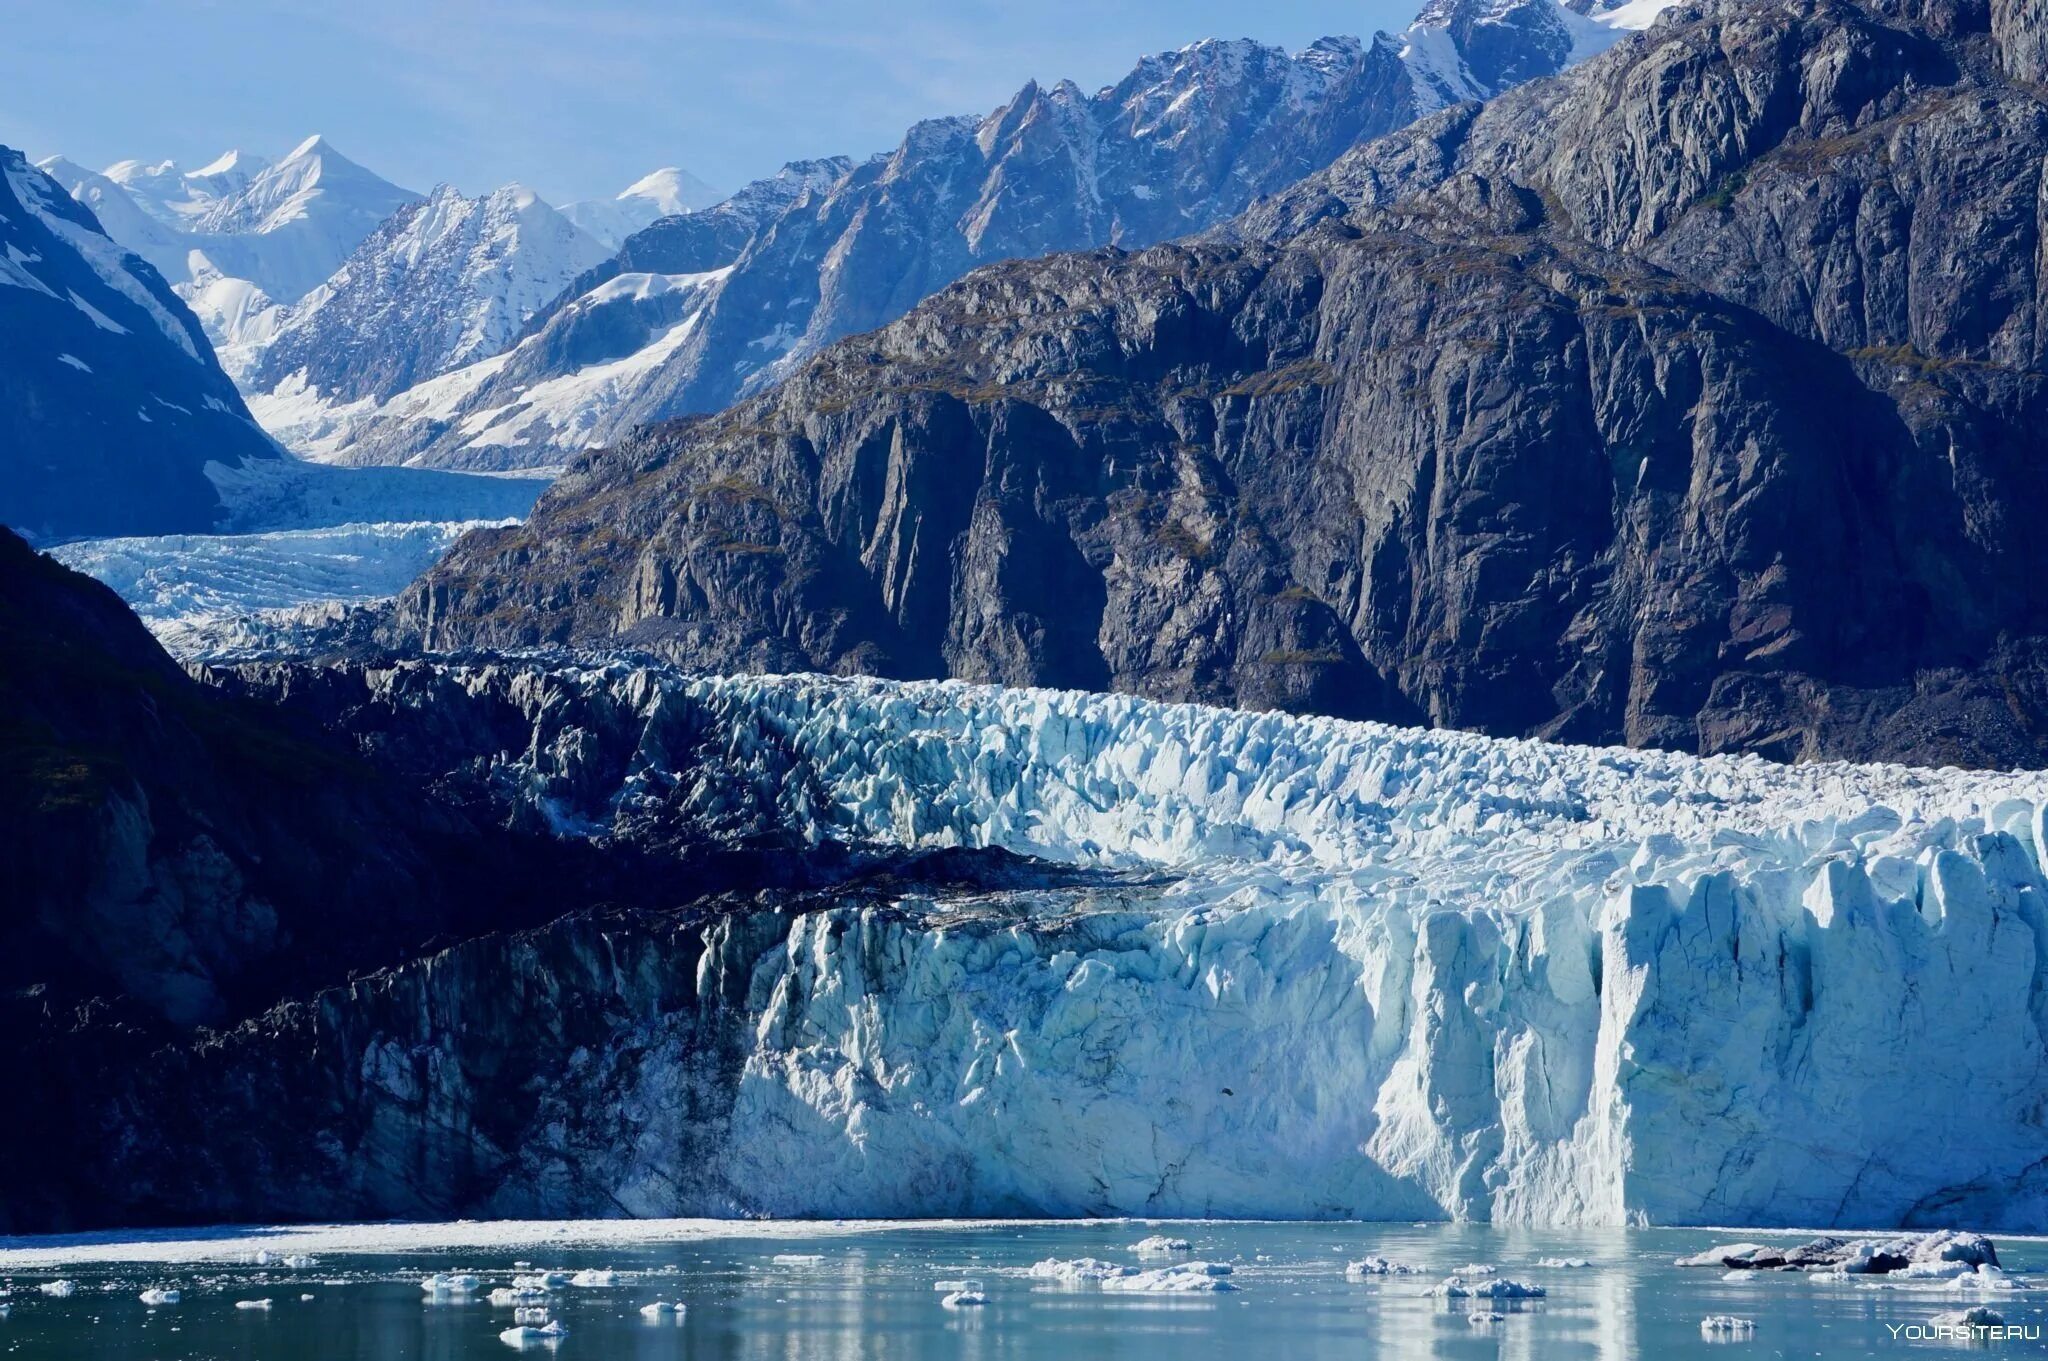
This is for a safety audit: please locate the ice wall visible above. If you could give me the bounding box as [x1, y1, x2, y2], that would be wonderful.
[329, 664, 2048, 1226]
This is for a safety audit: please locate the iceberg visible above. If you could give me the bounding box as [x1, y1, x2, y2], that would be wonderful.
[1028, 1258, 1136, 1284]
[1100, 1263, 1236, 1294]
[1346, 1257, 1425, 1279]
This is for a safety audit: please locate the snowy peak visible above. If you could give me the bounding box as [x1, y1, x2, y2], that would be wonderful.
[561, 165, 723, 250]
[620, 166, 720, 215]
[192, 134, 413, 242]
[251, 178, 610, 403]
[1398, 0, 1681, 108]
[43, 137, 420, 315]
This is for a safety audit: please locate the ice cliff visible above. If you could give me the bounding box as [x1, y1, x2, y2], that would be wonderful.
[154, 663, 2048, 1230]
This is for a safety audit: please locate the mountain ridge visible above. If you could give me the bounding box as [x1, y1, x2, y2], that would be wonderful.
[390, 0, 2048, 768]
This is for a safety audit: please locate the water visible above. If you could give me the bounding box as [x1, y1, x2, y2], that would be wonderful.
[0, 1221, 2037, 1358]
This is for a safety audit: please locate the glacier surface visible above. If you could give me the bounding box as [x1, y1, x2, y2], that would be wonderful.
[325, 664, 2048, 1228]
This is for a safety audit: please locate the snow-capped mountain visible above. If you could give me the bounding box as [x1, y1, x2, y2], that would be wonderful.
[274, 0, 1677, 471]
[175, 136, 419, 305]
[37, 137, 419, 359]
[103, 148, 271, 229]
[560, 166, 722, 250]
[0, 147, 280, 540]
[1398, 0, 1675, 109]
[248, 158, 851, 467]
[245, 182, 610, 410]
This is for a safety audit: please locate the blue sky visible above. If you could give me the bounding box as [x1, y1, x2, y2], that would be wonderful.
[1, 1, 1417, 204]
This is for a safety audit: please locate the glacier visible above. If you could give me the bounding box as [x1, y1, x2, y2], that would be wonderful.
[256, 663, 2048, 1229]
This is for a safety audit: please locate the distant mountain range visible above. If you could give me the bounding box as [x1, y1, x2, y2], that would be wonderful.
[36, 0, 1673, 477]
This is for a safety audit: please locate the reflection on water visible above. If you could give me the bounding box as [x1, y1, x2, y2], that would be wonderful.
[0, 1222, 2039, 1359]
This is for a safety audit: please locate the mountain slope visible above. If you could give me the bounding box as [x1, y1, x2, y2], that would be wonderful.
[247, 183, 610, 407]
[396, 0, 2048, 768]
[247, 159, 853, 466]
[0, 148, 282, 540]
[296, 3, 1666, 472]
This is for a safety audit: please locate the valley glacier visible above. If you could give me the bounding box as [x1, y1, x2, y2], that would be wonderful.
[243, 663, 2048, 1230]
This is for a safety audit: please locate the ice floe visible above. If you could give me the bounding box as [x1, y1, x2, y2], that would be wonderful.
[1100, 1262, 1236, 1294]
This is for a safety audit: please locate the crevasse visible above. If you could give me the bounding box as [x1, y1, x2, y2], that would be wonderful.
[402, 664, 2048, 1227]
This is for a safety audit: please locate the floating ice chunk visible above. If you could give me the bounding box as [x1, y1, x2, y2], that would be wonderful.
[1101, 1263, 1236, 1294]
[1469, 1311, 1507, 1325]
[489, 1287, 552, 1306]
[1027, 1258, 1135, 1284]
[500, 1320, 569, 1346]
[567, 1269, 614, 1287]
[138, 1288, 180, 1306]
[1132, 1236, 1192, 1255]
[1346, 1257, 1425, 1279]
[1931, 1306, 2005, 1328]
[1891, 1260, 1976, 1280]
[421, 1273, 481, 1294]
[1427, 1276, 1544, 1299]
[1700, 1315, 1756, 1336]
[514, 1306, 551, 1325]
[299, 1293, 315, 1301]
[771, 1255, 823, 1265]
[1677, 1244, 1772, 1268]
[39, 1281, 75, 1298]
[1682, 1233, 1999, 1276]
[1535, 1258, 1591, 1269]
[933, 1278, 985, 1291]
[514, 1272, 571, 1290]
[941, 1289, 988, 1308]
[1454, 1263, 1498, 1276]
[281, 1254, 319, 1269]
[638, 1300, 685, 1319]
[1949, 1265, 2018, 1292]
[235, 1298, 273, 1310]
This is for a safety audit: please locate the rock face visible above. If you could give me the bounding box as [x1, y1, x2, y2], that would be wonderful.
[0, 149, 282, 540]
[396, 0, 2048, 768]
[24, 661, 2048, 1231]
[314, 6, 1651, 472]
[1993, 0, 2047, 81]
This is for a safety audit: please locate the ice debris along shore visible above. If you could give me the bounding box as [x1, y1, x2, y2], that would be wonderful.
[149, 662, 2048, 1227]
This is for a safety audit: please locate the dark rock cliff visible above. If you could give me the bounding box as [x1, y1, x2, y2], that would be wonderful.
[393, 0, 2048, 767]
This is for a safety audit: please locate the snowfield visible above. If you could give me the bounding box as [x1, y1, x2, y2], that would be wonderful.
[319, 663, 2048, 1228]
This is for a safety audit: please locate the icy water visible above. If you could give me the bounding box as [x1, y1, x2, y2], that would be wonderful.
[0, 1221, 2039, 1359]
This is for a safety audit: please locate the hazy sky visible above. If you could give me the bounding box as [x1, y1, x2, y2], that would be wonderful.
[1, 1, 1418, 206]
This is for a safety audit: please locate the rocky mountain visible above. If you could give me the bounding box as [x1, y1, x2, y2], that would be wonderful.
[0, 148, 283, 541]
[395, 0, 2048, 769]
[560, 166, 724, 250]
[245, 183, 609, 410]
[283, 2, 1673, 472]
